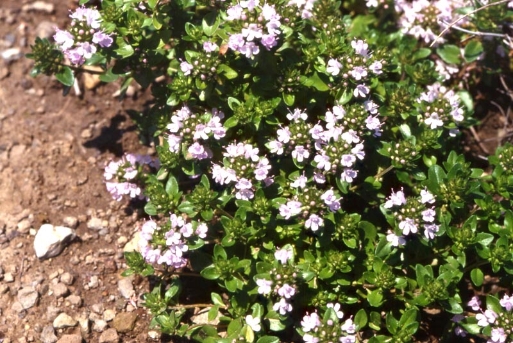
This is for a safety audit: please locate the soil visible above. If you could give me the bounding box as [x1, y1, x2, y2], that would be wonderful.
[0, 1, 511, 343]
[0, 1, 158, 342]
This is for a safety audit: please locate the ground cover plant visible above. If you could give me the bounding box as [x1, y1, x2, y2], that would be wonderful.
[28, 0, 513, 341]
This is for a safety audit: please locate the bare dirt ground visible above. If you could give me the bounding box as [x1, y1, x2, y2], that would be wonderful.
[0, 1, 159, 342]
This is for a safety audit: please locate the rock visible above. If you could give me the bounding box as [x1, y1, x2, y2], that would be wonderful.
[17, 219, 31, 233]
[87, 217, 107, 231]
[60, 272, 74, 285]
[11, 301, 25, 313]
[123, 232, 140, 252]
[148, 330, 160, 340]
[83, 67, 103, 90]
[111, 312, 138, 333]
[18, 287, 39, 309]
[40, 325, 57, 343]
[34, 224, 75, 259]
[103, 309, 116, 322]
[21, 1, 55, 13]
[53, 313, 77, 329]
[99, 328, 119, 343]
[35, 21, 56, 40]
[77, 315, 90, 334]
[46, 306, 61, 321]
[56, 334, 82, 343]
[1, 48, 22, 62]
[62, 216, 78, 229]
[66, 295, 82, 307]
[117, 277, 135, 299]
[51, 283, 69, 298]
[4, 272, 14, 282]
[92, 319, 108, 332]
[91, 303, 104, 314]
[88, 275, 99, 289]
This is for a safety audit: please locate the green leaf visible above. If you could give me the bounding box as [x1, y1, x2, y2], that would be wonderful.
[367, 289, 384, 307]
[211, 292, 224, 307]
[214, 245, 227, 260]
[354, 309, 368, 329]
[218, 64, 238, 79]
[436, 44, 461, 64]
[208, 306, 219, 322]
[413, 48, 431, 61]
[144, 202, 158, 216]
[201, 266, 221, 280]
[266, 311, 286, 331]
[224, 116, 239, 128]
[283, 93, 295, 106]
[486, 295, 502, 314]
[115, 42, 135, 58]
[386, 312, 398, 335]
[470, 268, 484, 287]
[202, 12, 220, 36]
[399, 309, 418, 327]
[256, 336, 280, 343]
[99, 68, 119, 83]
[55, 67, 74, 86]
[475, 232, 494, 246]
[225, 277, 239, 292]
[165, 176, 180, 196]
[304, 72, 329, 91]
[463, 40, 483, 62]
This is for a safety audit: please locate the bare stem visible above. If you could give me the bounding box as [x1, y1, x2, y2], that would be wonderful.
[431, 0, 511, 47]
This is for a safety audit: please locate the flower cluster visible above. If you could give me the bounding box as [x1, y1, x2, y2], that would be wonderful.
[418, 82, 464, 130]
[54, 7, 113, 65]
[212, 142, 272, 200]
[139, 215, 208, 268]
[179, 41, 222, 80]
[286, 0, 317, 19]
[301, 304, 357, 343]
[255, 246, 298, 316]
[390, 0, 467, 45]
[384, 187, 439, 244]
[167, 106, 226, 159]
[104, 153, 158, 201]
[225, 0, 282, 58]
[268, 104, 381, 185]
[326, 39, 383, 99]
[455, 295, 513, 342]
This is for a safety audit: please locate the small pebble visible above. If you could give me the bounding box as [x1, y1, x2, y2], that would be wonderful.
[52, 313, 77, 329]
[92, 319, 108, 332]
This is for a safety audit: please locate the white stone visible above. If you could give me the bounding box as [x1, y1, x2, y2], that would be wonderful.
[123, 232, 141, 253]
[53, 313, 77, 328]
[34, 224, 75, 259]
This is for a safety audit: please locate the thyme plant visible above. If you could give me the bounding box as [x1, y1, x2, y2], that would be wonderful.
[28, 0, 513, 341]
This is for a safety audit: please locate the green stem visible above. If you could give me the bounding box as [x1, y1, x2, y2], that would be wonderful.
[58, 62, 106, 74]
[216, 206, 234, 219]
[349, 165, 394, 192]
[463, 259, 489, 274]
[169, 303, 224, 309]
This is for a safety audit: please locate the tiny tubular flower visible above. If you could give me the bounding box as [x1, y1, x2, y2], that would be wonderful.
[245, 315, 261, 332]
[384, 188, 407, 208]
[256, 279, 272, 294]
[399, 218, 418, 235]
[301, 312, 321, 332]
[326, 58, 342, 76]
[305, 214, 324, 231]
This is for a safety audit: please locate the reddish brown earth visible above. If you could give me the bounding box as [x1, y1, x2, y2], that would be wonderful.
[0, 1, 158, 342]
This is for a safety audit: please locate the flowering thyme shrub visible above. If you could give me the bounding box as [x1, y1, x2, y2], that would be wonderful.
[28, 0, 513, 342]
